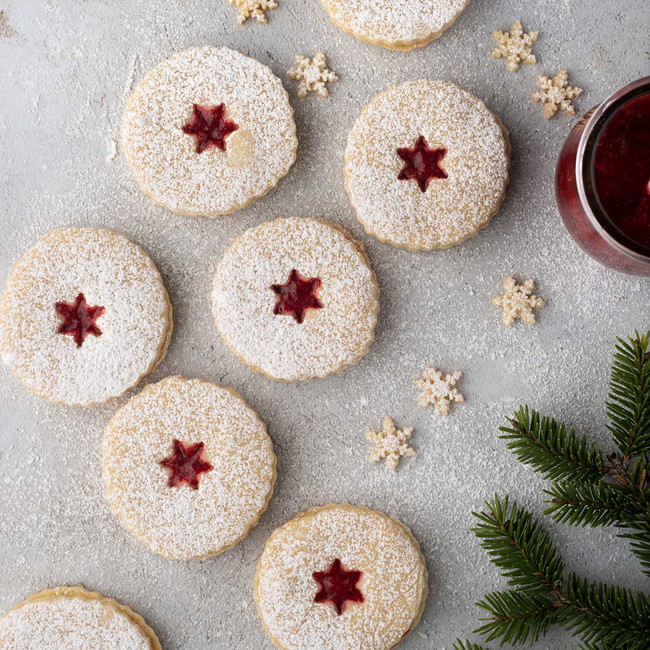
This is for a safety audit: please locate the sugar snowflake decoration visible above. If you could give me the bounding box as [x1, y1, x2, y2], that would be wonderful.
[491, 20, 539, 72]
[493, 276, 545, 326]
[287, 52, 338, 98]
[531, 70, 583, 119]
[227, 0, 277, 24]
[365, 417, 416, 471]
[414, 367, 464, 416]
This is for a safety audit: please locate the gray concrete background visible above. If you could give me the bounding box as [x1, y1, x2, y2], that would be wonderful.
[0, 0, 648, 648]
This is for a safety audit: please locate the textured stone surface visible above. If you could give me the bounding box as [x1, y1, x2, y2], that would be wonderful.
[0, 0, 647, 647]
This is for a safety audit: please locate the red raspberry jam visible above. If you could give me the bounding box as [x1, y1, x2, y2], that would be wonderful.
[55, 293, 105, 348]
[182, 103, 239, 154]
[313, 558, 364, 615]
[160, 439, 213, 490]
[270, 269, 323, 324]
[593, 92, 650, 248]
[397, 135, 448, 193]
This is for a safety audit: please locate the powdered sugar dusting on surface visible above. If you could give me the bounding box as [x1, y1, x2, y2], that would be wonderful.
[254, 504, 427, 650]
[345, 80, 510, 250]
[212, 217, 379, 381]
[0, 228, 172, 406]
[322, 0, 471, 49]
[102, 376, 276, 560]
[121, 46, 297, 217]
[0, 588, 154, 649]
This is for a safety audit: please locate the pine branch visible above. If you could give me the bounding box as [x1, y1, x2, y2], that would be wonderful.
[620, 523, 650, 578]
[559, 574, 650, 650]
[499, 406, 607, 483]
[544, 480, 641, 527]
[452, 640, 490, 650]
[606, 331, 650, 457]
[474, 589, 559, 646]
[472, 495, 564, 593]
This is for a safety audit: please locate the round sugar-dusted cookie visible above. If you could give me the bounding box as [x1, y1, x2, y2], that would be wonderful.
[322, 0, 472, 51]
[0, 227, 172, 406]
[122, 46, 298, 217]
[254, 504, 428, 650]
[102, 376, 276, 560]
[344, 80, 510, 250]
[211, 217, 379, 382]
[0, 586, 161, 649]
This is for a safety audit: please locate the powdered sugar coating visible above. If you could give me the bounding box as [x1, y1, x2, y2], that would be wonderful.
[344, 80, 510, 250]
[102, 376, 276, 560]
[254, 504, 428, 650]
[122, 46, 298, 217]
[0, 587, 160, 649]
[322, 0, 471, 51]
[0, 228, 172, 406]
[212, 217, 379, 382]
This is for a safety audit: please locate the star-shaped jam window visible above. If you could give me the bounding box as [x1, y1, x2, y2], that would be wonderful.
[160, 439, 214, 490]
[181, 103, 239, 154]
[313, 558, 364, 615]
[55, 293, 105, 348]
[397, 135, 448, 193]
[270, 269, 323, 324]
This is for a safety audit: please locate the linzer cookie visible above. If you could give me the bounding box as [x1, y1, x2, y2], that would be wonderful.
[122, 46, 298, 217]
[344, 80, 510, 250]
[322, 0, 472, 51]
[254, 504, 428, 649]
[0, 586, 161, 649]
[211, 217, 379, 382]
[0, 228, 172, 406]
[102, 376, 276, 560]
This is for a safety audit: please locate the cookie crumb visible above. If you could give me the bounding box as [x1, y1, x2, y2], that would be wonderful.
[415, 367, 464, 416]
[365, 417, 416, 471]
[287, 52, 338, 98]
[531, 70, 582, 119]
[0, 10, 17, 39]
[227, 0, 277, 24]
[493, 276, 545, 325]
[491, 20, 538, 72]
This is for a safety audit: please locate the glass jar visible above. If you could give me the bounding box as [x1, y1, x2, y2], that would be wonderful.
[555, 76, 650, 275]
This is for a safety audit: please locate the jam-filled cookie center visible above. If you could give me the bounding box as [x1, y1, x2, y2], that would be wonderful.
[313, 558, 364, 615]
[397, 135, 448, 193]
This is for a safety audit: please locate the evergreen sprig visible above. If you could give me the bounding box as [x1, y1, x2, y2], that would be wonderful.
[472, 495, 564, 592]
[462, 332, 650, 648]
[498, 406, 606, 483]
[606, 332, 650, 456]
[469, 496, 650, 649]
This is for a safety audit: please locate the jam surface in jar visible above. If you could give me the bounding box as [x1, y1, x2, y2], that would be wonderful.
[593, 92, 650, 248]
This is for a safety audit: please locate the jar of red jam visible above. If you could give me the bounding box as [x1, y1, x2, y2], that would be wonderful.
[556, 76, 650, 275]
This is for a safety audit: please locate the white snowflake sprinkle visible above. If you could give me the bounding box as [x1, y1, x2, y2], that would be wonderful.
[414, 367, 464, 416]
[493, 276, 545, 326]
[531, 70, 583, 119]
[287, 52, 338, 98]
[227, 0, 277, 24]
[365, 417, 416, 471]
[491, 20, 539, 72]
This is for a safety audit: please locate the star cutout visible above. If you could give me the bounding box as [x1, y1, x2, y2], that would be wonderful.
[397, 136, 448, 193]
[531, 70, 583, 119]
[491, 20, 539, 72]
[270, 269, 323, 324]
[492, 276, 545, 326]
[414, 367, 464, 416]
[55, 293, 105, 348]
[160, 439, 213, 489]
[365, 416, 416, 471]
[182, 103, 239, 154]
[287, 52, 338, 98]
[313, 559, 364, 615]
